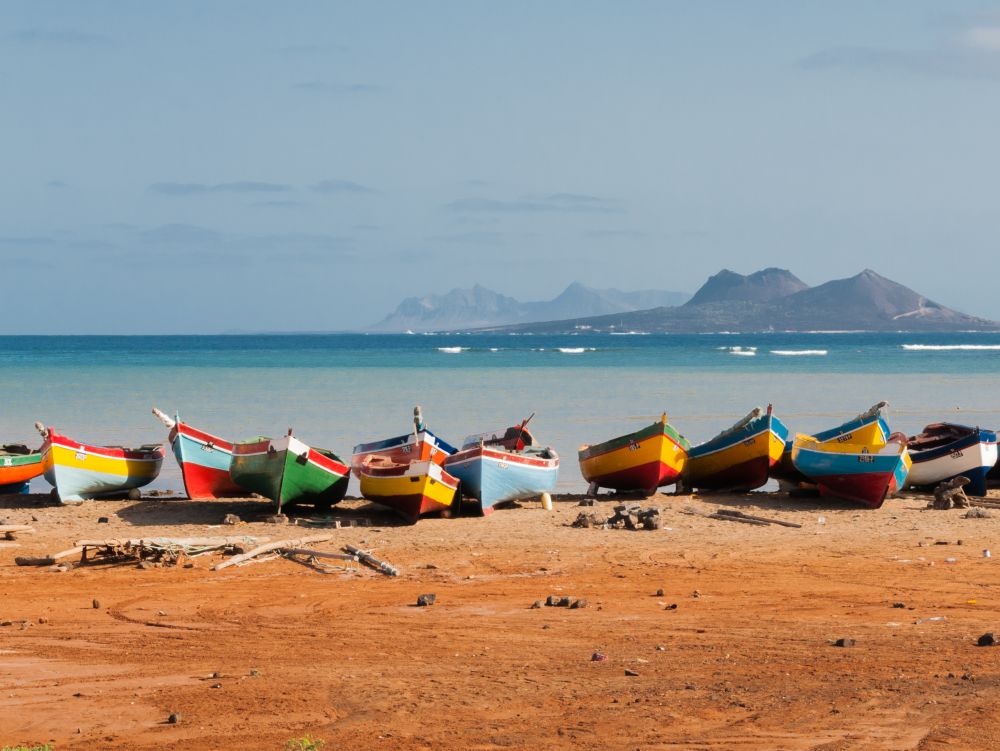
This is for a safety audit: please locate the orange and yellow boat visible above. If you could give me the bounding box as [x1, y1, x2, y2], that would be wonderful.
[358, 456, 459, 523]
[578, 414, 690, 494]
[0, 443, 44, 493]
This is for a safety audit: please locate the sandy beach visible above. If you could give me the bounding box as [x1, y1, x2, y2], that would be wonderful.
[1, 490, 998, 750]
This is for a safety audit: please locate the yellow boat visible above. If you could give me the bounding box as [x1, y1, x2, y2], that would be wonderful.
[578, 414, 690, 494]
[358, 456, 459, 523]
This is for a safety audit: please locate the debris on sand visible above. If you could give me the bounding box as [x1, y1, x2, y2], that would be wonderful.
[977, 632, 996, 647]
[416, 594, 436, 607]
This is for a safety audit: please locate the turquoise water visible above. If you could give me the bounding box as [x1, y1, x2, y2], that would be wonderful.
[3, 333, 1000, 494]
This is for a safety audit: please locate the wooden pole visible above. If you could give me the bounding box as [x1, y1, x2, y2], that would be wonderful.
[343, 544, 399, 576]
[15, 546, 85, 567]
[213, 534, 332, 570]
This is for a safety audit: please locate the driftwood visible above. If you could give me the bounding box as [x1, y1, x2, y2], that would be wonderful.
[0, 525, 34, 534]
[213, 534, 332, 570]
[708, 513, 769, 526]
[15, 545, 85, 567]
[344, 544, 399, 577]
[76, 536, 261, 548]
[283, 548, 358, 561]
[714, 509, 802, 528]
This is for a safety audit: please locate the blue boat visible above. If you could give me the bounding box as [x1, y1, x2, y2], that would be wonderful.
[444, 421, 559, 514]
[906, 423, 997, 497]
[791, 433, 911, 508]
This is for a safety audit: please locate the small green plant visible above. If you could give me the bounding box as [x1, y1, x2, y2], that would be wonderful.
[285, 736, 323, 751]
[3, 745, 54, 751]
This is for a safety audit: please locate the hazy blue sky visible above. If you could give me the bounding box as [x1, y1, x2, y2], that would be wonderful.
[5, 1, 1000, 333]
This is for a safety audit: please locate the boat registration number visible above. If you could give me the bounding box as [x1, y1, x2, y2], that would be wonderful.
[836, 433, 854, 443]
[950, 450, 964, 459]
[75, 452, 86, 461]
[627, 440, 640, 451]
[2, 457, 10, 467]
[401, 445, 412, 454]
[498, 461, 508, 469]
[743, 438, 755, 447]
[857, 455, 875, 464]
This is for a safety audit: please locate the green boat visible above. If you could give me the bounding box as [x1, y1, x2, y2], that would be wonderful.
[229, 430, 349, 510]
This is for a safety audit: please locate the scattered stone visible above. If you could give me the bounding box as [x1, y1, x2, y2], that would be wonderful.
[416, 593, 436, 607]
[210, 683, 222, 689]
[92, 599, 101, 609]
[211, 671, 221, 678]
[934, 540, 949, 545]
[930, 476, 970, 510]
[655, 645, 666, 652]
[542, 624, 550, 629]
[977, 632, 996, 647]
[833, 638, 856, 648]
[591, 652, 608, 662]
[578, 498, 595, 507]
[655, 588, 665, 597]
[965, 508, 992, 519]
[222, 513, 241, 525]
[265, 514, 288, 525]
[530, 600, 544, 609]
[692, 590, 701, 599]
[962, 672, 974, 681]
[249, 668, 261, 677]
[97, 516, 110, 524]
[569, 599, 587, 609]
[665, 603, 678, 611]
[892, 602, 906, 609]
[545, 595, 560, 606]
[31, 515, 39, 522]
[38, 617, 47, 624]
[183, 563, 194, 569]
[624, 669, 639, 677]
[571, 512, 601, 529]
[138, 561, 156, 570]
[167, 713, 180, 724]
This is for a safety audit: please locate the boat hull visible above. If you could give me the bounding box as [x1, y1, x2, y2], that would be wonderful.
[685, 412, 788, 491]
[171, 421, 243, 500]
[230, 434, 349, 510]
[352, 430, 456, 475]
[359, 460, 459, 523]
[792, 439, 911, 509]
[906, 428, 997, 497]
[0, 450, 44, 490]
[579, 418, 689, 492]
[41, 430, 164, 503]
[445, 445, 559, 513]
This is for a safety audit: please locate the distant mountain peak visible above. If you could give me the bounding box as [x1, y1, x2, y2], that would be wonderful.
[685, 267, 808, 307]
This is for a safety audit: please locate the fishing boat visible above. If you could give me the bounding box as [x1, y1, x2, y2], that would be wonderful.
[791, 432, 911, 509]
[444, 415, 559, 514]
[352, 406, 457, 475]
[906, 423, 997, 497]
[229, 429, 349, 510]
[152, 408, 243, 500]
[578, 413, 690, 494]
[770, 402, 890, 489]
[38, 425, 164, 503]
[358, 456, 459, 523]
[683, 405, 788, 491]
[0, 443, 44, 494]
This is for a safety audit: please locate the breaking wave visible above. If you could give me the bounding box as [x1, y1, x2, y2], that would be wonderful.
[437, 346, 467, 354]
[558, 347, 596, 353]
[902, 344, 1000, 351]
[770, 349, 828, 356]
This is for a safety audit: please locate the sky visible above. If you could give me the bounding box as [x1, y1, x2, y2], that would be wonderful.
[4, 1, 1000, 333]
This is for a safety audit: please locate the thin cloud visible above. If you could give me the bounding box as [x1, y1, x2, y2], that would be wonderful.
[428, 231, 505, 246]
[291, 81, 383, 94]
[149, 181, 292, 196]
[310, 179, 376, 194]
[6, 28, 111, 46]
[448, 194, 623, 215]
[45, 180, 68, 189]
[250, 200, 308, 209]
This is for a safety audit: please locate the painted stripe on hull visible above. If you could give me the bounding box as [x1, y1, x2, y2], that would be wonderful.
[364, 492, 451, 523]
[230, 435, 349, 508]
[686, 417, 784, 491]
[0, 455, 44, 486]
[690, 455, 772, 492]
[587, 459, 681, 492]
[816, 471, 897, 509]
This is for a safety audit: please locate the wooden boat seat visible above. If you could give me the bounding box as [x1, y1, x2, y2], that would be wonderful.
[908, 424, 973, 451]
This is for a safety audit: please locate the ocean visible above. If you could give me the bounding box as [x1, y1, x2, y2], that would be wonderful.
[4, 332, 1000, 494]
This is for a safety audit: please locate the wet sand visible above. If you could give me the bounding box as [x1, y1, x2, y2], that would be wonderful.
[1, 491, 999, 750]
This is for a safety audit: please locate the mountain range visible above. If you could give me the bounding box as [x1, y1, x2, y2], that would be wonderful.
[370, 283, 690, 332]
[473, 268, 999, 333]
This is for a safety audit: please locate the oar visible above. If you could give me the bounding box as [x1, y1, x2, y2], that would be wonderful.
[514, 412, 536, 447]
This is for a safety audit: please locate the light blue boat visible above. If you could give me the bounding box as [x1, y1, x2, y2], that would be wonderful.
[444, 423, 559, 514]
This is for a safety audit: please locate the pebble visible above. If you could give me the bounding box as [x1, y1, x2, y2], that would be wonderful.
[210, 683, 222, 689]
[655, 588, 664, 597]
[92, 599, 101, 609]
[656, 645, 665, 651]
[38, 617, 47, 624]
[892, 602, 906, 609]
[167, 713, 180, 724]
[664, 603, 678, 611]
[624, 669, 639, 677]
[833, 638, 856, 648]
[977, 632, 996, 647]
[591, 652, 608, 662]
[530, 600, 544, 609]
[97, 517, 110, 524]
[223, 514, 241, 525]
[416, 594, 436, 607]
[569, 599, 587, 609]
